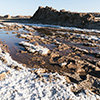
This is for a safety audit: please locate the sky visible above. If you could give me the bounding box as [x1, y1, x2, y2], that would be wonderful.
[0, 0, 100, 16]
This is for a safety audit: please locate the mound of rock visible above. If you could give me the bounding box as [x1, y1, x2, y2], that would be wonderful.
[89, 12, 100, 17]
[4, 15, 11, 18]
[31, 6, 95, 28]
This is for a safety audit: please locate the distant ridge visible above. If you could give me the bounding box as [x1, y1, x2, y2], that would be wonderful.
[31, 6, 96, 28]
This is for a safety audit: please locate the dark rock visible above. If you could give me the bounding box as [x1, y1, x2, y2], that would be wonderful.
[31, 6, 95, 28]
[4, 15, 11, 18]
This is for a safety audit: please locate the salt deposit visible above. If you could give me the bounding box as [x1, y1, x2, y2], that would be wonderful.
[60, 62, 67, 67]
[19, 41, 50, 55]
[2, 22, 100, 33]
[19, 34, 33, 38]
[66, 32, 100, 41]
[0, 47, 100, 100]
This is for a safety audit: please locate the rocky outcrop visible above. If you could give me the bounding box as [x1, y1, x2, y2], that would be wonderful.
[31, 6, 95, 28]
[89, 13, 100, 17]
[4, 15, 11, 18]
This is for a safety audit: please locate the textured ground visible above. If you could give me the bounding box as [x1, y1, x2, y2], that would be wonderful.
[0, 22, 100, 99]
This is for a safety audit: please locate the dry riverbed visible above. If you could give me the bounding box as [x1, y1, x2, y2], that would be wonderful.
[0, 22, 100, 100]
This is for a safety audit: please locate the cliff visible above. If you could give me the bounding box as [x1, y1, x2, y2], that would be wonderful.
[31, 6, 96, 28]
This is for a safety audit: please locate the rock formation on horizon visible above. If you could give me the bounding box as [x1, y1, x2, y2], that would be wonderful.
[31, 6, 96, 28]
[4, 15, 11, 18]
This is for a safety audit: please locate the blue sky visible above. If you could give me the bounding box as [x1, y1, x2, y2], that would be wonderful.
[0, 0, 100, 16]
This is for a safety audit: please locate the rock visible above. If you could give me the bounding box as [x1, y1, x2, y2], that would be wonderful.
[6, 71, 10, 75]
[9, 64, 22, 71]
[0, 56, 7, 63]
[60, 9, 66, 12]
[95, 53, 100, 58]
[29, 32, 33, 35]
[12, 32, 17, 34]
[49, 52, 60, 64]
[0, 72, 6, 81]
[50, 52, 59, 58]
[40, 60, 45, 65]
[20, 50, 27, 54]
[4, 15, 11, 18]
[77, 68, 86, 75]
[31, 68, 48, 74]
[34, 42, 39, 46]
[0, 71, 10, 81]
[0, 48, 2, 53]
[64, 76, 71, 82]
[6, 32, 9, 34]
[31, 6, 95, 28]
[96, 61, 100, 67]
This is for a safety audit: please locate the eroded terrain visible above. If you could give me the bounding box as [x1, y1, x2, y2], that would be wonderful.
[0, 22, 100, 99]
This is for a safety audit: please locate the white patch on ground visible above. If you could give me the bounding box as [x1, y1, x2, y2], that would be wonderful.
[76, 47, 89, 53]
[66, 32, 100, 42]
[2, 23, 22, 27]
[0, 47, 100, 100]
[18, 28, 29, 33]
[2, 22, 100, 33]
[23, 25, 34, 30]
[83, 42, 100, 47]
[60, 62, 67, 67]
[19, 34, 33, 38]
[19, 41, 50, 55]
[23, 23, 100, 33]
[2, 23, 34, 31]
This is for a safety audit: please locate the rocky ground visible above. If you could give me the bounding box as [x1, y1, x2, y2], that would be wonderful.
[0, 22, 100, 99]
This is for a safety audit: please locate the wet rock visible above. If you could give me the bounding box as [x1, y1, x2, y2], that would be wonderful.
[83, 42, 97, 47]
[95, 53, 100, 58]
[96, 61, 100, 67]
[12, 32, 17, 34]
[6, 32, 9, 34]
[20, 50, 27, 54]
[29, 32, 33, 35]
